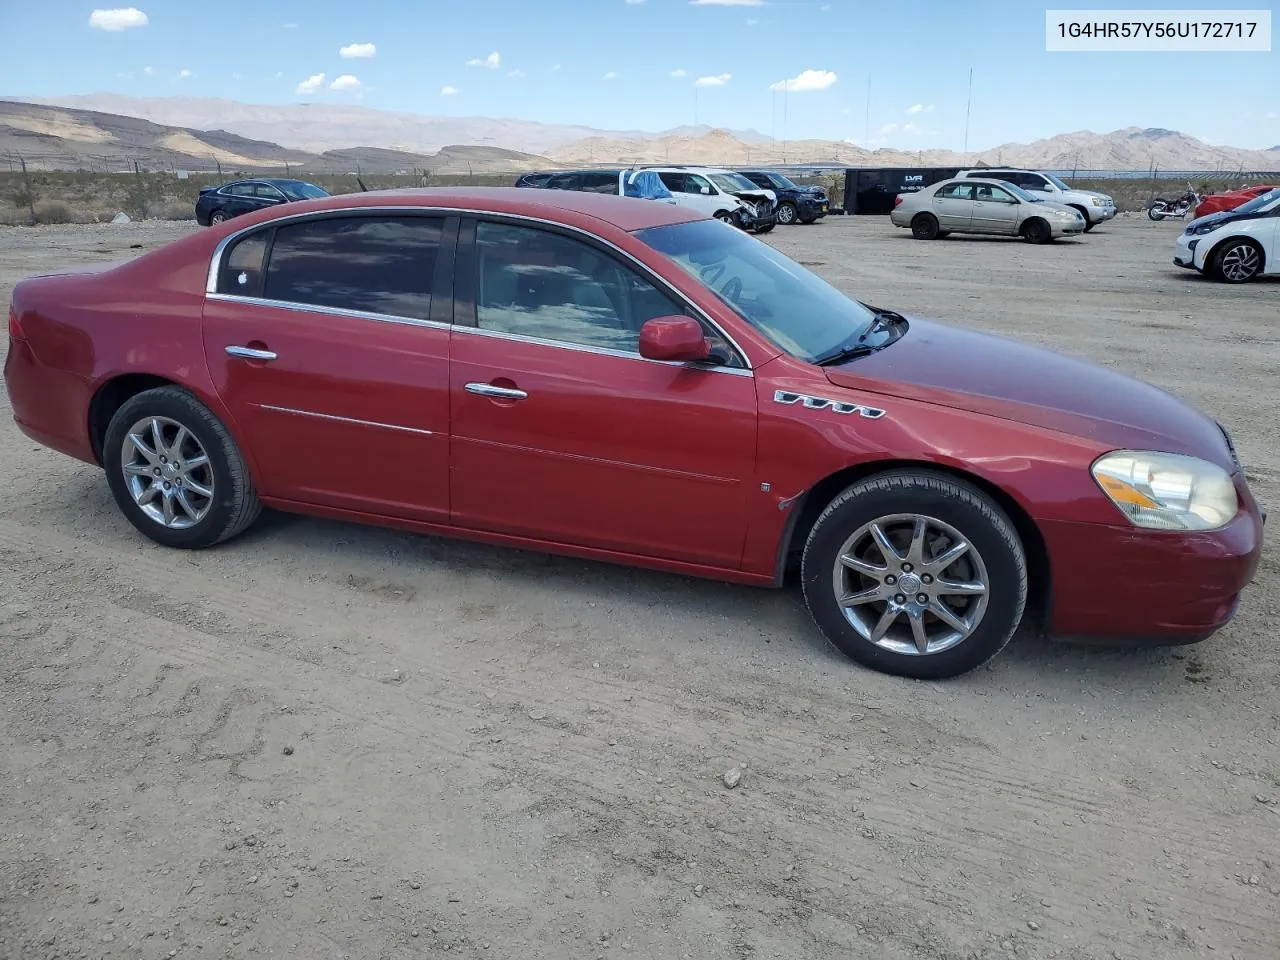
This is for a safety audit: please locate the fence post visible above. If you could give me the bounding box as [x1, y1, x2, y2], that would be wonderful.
[214, 155, 223, 178]
[19, 154, 37, 225]
[134, 160, 149, 220]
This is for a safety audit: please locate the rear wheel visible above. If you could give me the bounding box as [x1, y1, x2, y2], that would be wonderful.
[801, 471, 1027, 679]
[754, 222, 775, 234]
[103, 387, 261, 549]
[209, 209, 228, 225]
[1210, 239, 1263, 283]
[1147, 203, 1166, 221]
[776, 202, 798, 225]
[1021, 218, 1053, 244]
[910, 213, 940, 240]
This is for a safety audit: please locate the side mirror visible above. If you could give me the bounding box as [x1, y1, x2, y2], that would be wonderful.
[700, 186, 711, 195]
[638, 316, 711, 363]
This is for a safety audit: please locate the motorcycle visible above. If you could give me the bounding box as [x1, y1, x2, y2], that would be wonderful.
[1147, 185, 1200, 221]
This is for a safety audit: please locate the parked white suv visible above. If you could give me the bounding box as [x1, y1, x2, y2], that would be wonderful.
[957, 169, 1116, 230]
[648, 167, 778, 233]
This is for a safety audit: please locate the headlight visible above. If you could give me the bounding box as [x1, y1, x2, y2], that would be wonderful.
[1090, 197, 1104, 206]
[1092, 451, 1237, 531]
[1191, 222, 1218, 235]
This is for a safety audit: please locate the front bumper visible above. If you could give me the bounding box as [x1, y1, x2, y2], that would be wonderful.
[798, 197, 829, 219]
[1041, 490, 1264, 644]
[1173, 233, 1202, 269]
[1051, 218, 1087, 236]
[1090, 204, 1117, 223]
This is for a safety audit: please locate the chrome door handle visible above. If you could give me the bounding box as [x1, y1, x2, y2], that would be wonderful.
[225, 345, 278, 361]
[465, 382, 528, 400]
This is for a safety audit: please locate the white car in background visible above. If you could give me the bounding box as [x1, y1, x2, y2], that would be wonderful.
[648, 167, 778, 232]
[957, 168, 1116, 230]
[1174, 187, 1280, 283]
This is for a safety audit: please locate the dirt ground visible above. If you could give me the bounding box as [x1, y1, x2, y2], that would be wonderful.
[1, 214, 1277, 960]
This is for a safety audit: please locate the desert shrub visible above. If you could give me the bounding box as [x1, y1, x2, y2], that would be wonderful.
[157, 201, 196, 221]
[34, 201, 73, 224]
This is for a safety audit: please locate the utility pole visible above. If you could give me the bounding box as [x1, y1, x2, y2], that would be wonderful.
[963, 68, 974, 154]
[18, 154, 36, 225]
[782, 79, 789, 163]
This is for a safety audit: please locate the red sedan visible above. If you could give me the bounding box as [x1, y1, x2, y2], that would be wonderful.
[4, 189, 1265, 678]
[1195, 184, 1278, 219]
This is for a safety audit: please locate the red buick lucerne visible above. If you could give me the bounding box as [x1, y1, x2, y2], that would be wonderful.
[4, 188, 1265, 678]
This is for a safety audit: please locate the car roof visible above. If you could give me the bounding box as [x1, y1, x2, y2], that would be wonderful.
[239, 186, 704, 231]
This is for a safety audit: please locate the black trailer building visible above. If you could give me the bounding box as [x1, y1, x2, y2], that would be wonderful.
[843, 167, 963, 215]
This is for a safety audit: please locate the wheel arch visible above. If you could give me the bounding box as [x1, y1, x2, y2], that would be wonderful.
[1204, 234, 1266, 273]
[1067, 203, 1090, 223]
[88, 373, 181, 465]
[774, 459, 1051, 624]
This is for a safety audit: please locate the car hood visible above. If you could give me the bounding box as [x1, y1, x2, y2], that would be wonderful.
[732, 188, 776, 204]
[822, 317, 1232, 467]
[1185, 208, 1251, 232]
[1070, 189, 1112, 201]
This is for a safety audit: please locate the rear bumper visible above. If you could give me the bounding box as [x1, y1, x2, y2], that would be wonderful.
[1041, 497, 1265, 644]
[4, 337, 98, 465]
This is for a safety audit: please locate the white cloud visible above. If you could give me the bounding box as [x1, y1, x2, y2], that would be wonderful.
[339, 42, 376, 58]
[906, 103, 935, 114]
[879, 122, 924, 136]
[1267, 111, 1278, 119]
[89, 7, 148, 30]
[769, 68, 837, 92]
[690, 0, 762, 5]
[695, 73, 731, 87]
[626, 0, 646, 4]
[467, 51, 501, 68]
[440, 85, 460, 97]
[670, 68, 687, 78]
[231, 72, 242, 80]
[295, 72, 326, 95]
[552, 64, 563, 71]
[142, 66, 153, 75]
[283, 22, 298, 29]
[746, 17, 760, 25]
[508, 69, 526, 77]
[177, 69, 192, 80]
[604, 71, 618, 80]
[275, 71, 284, 80]
[329, 74, 360, 90]
[879, 123, 899, 134]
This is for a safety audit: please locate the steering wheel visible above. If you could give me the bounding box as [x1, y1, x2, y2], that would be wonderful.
[699, 262, 725, 285]
[721, 276, 743, 304]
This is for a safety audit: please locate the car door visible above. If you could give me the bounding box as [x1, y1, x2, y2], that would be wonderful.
[448, 217, 758, 568]
[930, 182, 975, 230]
[971, 183, 1021, 234]
[252, 182, 288, 209]
[202, 212, 456, 522]
[223, 183, 258, 217]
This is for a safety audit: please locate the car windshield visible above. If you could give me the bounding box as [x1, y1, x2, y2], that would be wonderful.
[1231, 188, 1280, 215]
[280, 182, 329, 200]
[767, 172, 799, 190]
[1044, 173, 1072, 190]
[636, 219, 876, 362]
[999, 181, 1041, 203]
[709, 172, 758, 193]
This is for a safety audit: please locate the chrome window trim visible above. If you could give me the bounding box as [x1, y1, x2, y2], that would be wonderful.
[206, 292, 449, 330]
[451, 324, 753, 376]
[204, 204, 754, 372]
[256, 403, 435, 436]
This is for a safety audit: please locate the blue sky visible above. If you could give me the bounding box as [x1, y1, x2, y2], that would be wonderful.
[1, 1, 1277, 149]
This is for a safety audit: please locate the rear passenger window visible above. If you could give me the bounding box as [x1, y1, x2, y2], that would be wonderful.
[217, 232, 268, 295]
[262, 216, 443, 319]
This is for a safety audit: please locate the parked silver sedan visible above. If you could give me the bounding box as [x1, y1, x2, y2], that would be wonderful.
[890, 178, 1086, 243]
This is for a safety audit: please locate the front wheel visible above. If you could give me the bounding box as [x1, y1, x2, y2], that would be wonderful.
[1147, 203, 1166, 221]
[910, 213, 940, 240]
[801, 471, 1027, 679]
[754, 222, 775, 234]
[103, 386, 262, 549]
[775, 202, 798, 225]
[1210, 239, 1263, 283]
[1021, 218, 1053, 244]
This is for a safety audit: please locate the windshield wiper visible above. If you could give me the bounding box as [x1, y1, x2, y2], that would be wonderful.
[811, 310, 907, 366]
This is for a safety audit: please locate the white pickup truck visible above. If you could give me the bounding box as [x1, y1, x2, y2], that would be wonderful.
[955, 169, 1116, 230]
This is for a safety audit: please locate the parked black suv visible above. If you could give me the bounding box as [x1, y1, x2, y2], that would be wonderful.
[736, 170, 828, 224]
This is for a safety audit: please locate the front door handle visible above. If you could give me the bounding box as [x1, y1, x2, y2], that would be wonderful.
[465, 382, 528, 401]
[226, 345, 278, 361]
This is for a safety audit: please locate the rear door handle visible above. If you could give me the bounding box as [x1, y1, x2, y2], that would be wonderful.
[225, 345, 278, 361]
[465, 382, 528, 400]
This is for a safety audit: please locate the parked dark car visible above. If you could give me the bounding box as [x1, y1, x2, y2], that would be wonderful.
[195, 179, 330, 226]
[737, 170, 829, 224]
[514, 172, 555, 188]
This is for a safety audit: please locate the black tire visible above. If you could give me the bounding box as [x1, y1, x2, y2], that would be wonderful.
[1021, 218, 1053, 244]
[799, 216, 817, 225]
[1209, 238, 1264, 283]
[103, 386, 262, 549]
[936, 230, 951, 239]
[1069, 206, 1095, 231]
[754, 222, 775, 235]
[776, 202, 798, 225]
[209, 209, 228, 225]
[1147, 203, 1166, 221]
[800, 471, 1027, 679]
[714, 210, 735, 224]
[910, 213, 940, 240]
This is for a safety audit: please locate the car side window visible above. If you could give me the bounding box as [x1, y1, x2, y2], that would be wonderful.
[229, 183, 256, 197]
[1022, 174, 1050, 191]
[546, 174, 579, 190]
[261, 215, 444, 319]
[580, 172, 619, 195]
[473, 221, 737, 361]
[254, 183, 286, 200]
[936, 183, 975, 200]
[657, 172, 686, 193]
[975, 184, 1016, 203]
[685, 173, 713, 195]
[217, 232, 269, 295]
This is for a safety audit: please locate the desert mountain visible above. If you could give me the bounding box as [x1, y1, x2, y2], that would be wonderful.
[0, 100, 550, 173]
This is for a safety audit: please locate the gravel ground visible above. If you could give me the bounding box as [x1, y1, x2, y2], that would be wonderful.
[1, 214, 1277, 960]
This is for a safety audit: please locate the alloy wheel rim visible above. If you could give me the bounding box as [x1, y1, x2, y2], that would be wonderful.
[831, 513, 989, 656]
[778, 205, 796, 224]
[121, 416, 215, 529]
[1222, 245, 1259, 280]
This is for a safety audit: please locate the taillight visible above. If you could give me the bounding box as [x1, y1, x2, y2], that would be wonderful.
[7, 306, 23, 341]
[894, 196, 903, 207]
